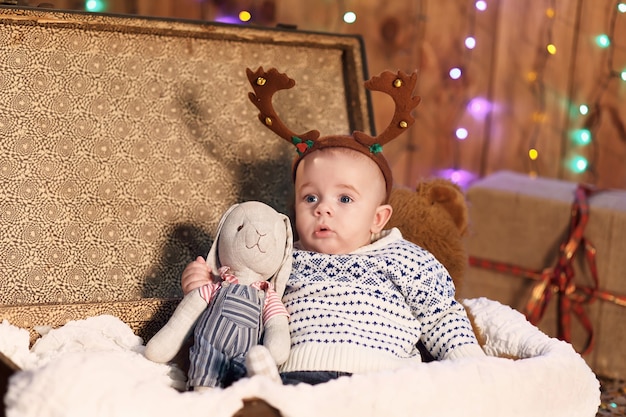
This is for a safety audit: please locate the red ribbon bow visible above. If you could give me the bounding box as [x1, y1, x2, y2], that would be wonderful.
[469, 184, 626, 355]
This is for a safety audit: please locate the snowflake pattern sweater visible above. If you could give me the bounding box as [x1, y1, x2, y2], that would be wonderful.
[279, 228, 485, 374]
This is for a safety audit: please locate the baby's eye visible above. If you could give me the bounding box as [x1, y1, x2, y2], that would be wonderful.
[305, 195, 318, 203]
[339, 195, 353, 204]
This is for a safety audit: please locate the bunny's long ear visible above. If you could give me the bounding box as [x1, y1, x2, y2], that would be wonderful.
[206, 203, 239, 275]
[270, 213, 293, 299]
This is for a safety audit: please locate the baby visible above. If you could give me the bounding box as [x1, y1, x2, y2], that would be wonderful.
[181, 67, 485, 385]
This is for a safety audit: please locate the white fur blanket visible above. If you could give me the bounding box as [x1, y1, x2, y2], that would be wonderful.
[1, 298, 600, 417]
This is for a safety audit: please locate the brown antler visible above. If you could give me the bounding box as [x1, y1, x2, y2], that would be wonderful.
[354, 70, 421, 147]
[246, 67, 320, 147]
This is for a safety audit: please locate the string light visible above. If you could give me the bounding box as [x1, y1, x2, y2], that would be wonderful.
[467, 97, 491, 119]
[434, 0, 487, 182]
[524, 2, 556, 174]
[456, 127, 469, 140]
[571, 128, 592, 146]
[435, 169, 477, 189]
[570, 0, 626, 180]
[239, 10, 252, 22]
[595, 34, 611, 48]
[391, 0, 622, 184]
[435, 0, 624, 183]
[85, 0, 106, 12]
[569, 155, 589, 173]
[199, 1, 623, 188]
[343, 11, 357, 24]
[449, 67, 462, 79]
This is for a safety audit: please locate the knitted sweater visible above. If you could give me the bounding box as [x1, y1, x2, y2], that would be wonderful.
[279, 228, 484, 374]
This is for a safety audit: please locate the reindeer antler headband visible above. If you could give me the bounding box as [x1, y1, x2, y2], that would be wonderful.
[246, 67, 421, 202]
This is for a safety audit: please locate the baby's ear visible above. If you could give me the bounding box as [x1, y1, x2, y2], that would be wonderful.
[371, 204, 393, 233]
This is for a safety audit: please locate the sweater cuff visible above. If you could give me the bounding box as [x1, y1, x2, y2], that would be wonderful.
[444, 343, 486, 360]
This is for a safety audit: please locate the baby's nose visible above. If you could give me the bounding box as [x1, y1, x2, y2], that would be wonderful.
[314, 201, 332, 216]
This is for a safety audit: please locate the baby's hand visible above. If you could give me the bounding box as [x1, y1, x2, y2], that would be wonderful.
[181, 256, 212, 295]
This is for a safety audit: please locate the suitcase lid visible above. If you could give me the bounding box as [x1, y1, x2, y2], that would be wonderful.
[0, 6, 373, 340]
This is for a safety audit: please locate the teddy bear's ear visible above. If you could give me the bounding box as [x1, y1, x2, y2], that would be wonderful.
[428, 182, 469, 235]
[430, 184, 457, 204]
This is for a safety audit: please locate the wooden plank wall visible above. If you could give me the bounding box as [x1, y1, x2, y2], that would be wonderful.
[275, 0, 626, 190]
[19, 0, 626, 190]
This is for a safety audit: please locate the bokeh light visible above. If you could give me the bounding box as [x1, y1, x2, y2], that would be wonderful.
[465, 36, 476, 49]
[239, 10, 251, 22]
[475, 1, 487, 11]
[467, 97, 492, 119]
[85, 0, 106, 12]
[595, 34, 611, 48]
[455, 127, 469, 140]
[343, 11, 357, 24]
[571, 129, 592, 145]
[569, 155, 589, 173]
[449, 67, 462, 80]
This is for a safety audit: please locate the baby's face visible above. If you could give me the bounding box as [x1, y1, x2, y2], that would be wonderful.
[293, 148, 391, 254]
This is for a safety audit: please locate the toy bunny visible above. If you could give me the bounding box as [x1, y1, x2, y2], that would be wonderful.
[144, 201, 292, 390]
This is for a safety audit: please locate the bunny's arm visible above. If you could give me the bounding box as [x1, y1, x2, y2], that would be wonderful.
[262, 315, 290, 365]
[144, 289, 208, 363]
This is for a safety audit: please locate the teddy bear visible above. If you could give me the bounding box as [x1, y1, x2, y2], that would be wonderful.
[144, 201, 293, 390]
[386, 178, 488, 354]
[387, 178, 469, 293]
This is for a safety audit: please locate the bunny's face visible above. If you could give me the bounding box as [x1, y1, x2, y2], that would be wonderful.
[216, 201, 288, 285]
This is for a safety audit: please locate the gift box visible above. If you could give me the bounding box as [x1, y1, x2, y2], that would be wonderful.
[463, 170, 626, 379]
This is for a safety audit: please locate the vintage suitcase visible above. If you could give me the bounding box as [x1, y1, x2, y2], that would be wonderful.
[0, 5, 372, 415]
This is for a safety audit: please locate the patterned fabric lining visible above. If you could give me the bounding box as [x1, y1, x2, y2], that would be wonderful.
[0, 8, 370, 339]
